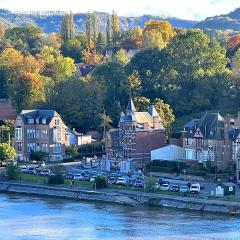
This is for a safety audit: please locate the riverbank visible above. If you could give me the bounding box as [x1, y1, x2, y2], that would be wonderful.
[1, 181, 240, 215]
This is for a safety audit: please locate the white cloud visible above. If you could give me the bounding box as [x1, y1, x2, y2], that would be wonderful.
[0, 0, 239, 20]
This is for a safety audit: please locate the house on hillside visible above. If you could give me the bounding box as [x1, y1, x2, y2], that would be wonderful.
[105, 97, 166, 172]
[182, 112, 234, 171]
[14, 110, 70, 162]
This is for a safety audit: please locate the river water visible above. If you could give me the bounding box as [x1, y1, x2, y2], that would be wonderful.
[1, 194, 240, 240]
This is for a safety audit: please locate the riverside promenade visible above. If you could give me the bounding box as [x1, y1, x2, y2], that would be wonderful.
[1, 180, 240, 215]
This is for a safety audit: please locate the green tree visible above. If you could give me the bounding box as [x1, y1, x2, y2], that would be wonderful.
[144, 176, 157, 192]
[106, 14, 111, 47]
[154, 98, 175, 137]
[100, 111, 112, 138]
[96, 32, 106, 54]
[133, 96, 150, 111]
[60, 14, 69, 43]
[0, 143, 16, 166]
[86, 13, 92, 49]
[6, 164, 20, 180]
[162, 29, 231, 114]
[61, 38, 84, 63]
[114, 49, 130, 65]
[93, 13, 99, 44]
[5, 25, 44, 54]
[69, 12, 75, 39]
[37, 46, 76, 82]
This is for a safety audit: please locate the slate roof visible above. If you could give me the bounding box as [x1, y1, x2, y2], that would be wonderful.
[76, 63, 97, 77]
[183, 113, 225, 140]
[229, 128, 240, 141]
[148, 104, 159, 117]
[20, 110, 59, 125]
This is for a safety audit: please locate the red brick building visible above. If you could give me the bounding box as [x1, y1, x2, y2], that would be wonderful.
[105, 98, 165, 172]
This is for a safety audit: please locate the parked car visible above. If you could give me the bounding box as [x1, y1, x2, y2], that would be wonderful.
[116, 177, 128, 186]
[171, 185, 180, 192]
[81, 174, 90, 181]
[189, 183, 201, 194]
[19, 166, 28, 174]
[73, 174, 83, 180]
[26, 167, 36, 174]
[133, 180, 144, 188]
[160, 183, 170, 191]
[159, 180, 169, 186]
[40, 169, 51, 176]
[64, 173, 74, 179]
[108, 177, 116, 184]
[179, 185, 189, 193]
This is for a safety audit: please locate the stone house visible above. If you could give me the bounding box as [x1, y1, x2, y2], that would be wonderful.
[105, 98, 166, 172]
[14, 110, 70, 162]
[182, 112, 234, 171]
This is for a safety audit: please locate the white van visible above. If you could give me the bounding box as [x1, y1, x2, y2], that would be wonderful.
[190, 183, 201, 193]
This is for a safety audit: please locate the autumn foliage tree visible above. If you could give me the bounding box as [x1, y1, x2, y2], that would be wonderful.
[143, 20, 176, 49]
[227, 34, 240, 49]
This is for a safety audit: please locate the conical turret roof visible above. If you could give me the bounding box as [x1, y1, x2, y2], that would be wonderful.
[126, 97, 136, 112]
[148, 104, 159, 117]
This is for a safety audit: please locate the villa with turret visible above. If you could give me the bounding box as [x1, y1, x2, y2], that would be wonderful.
[105, 97, 166, 172]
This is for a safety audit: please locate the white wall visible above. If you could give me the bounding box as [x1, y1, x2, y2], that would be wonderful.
[151, 145, 184, 161]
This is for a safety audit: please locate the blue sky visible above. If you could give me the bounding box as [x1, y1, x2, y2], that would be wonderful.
[0, 0, 239, 20]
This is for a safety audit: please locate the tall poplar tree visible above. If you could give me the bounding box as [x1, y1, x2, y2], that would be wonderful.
[60, 14, 69, 43]
[93, 13, 99, 44]
[0, 21, 5, 40]
[106, 14, 111, 47]
[111, 10, 119, 34]
[69, 12, 75, 39]
[86, 13, 91, 49]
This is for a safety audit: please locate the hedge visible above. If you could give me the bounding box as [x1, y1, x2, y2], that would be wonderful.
[147, 166, 172, 173]
[186, 170, 207, 176]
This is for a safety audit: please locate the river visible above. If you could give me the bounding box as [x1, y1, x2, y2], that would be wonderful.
[1, 193, 240, 240]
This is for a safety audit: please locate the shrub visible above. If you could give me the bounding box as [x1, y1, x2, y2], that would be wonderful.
[6, 164, 20, 180]
[30, 151, 47, 162]
[144, 177, 157, 192]
[147, 166, 172, 173]
[94, 176, 107, 189]
[186, 170, 207, 176]
[48, 172, 64, 184]
[63, 157, 74, 163]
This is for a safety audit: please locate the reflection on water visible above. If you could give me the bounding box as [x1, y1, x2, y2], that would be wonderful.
[1, 194, 240, 240]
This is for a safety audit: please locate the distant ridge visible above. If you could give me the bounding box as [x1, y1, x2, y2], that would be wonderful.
[195, 7, 240, 32]
[0, 9, 197, 33]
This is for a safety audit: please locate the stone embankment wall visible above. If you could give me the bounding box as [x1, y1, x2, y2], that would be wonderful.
[1, 182, 240, 215]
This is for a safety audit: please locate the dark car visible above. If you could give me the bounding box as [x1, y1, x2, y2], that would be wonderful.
[171, 185, 180, 192]
[64, 173, 74, 179]
[133, 180, 144, 188]
[160, 180, 169, 186]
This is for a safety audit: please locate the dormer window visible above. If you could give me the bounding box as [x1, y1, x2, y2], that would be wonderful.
[28, 118, 34, 124]
[42, 118, 46, 124]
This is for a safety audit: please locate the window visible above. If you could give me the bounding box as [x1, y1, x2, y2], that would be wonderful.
[208, 140, 213, 147]
[41, 143, 48, 153]
[15, 128, 22, 141]
[41, 129, 48, 139]
[27, 128, 36, 139]
[27, 143, 36, 153]
[185, 149, 194, 160]
[53, 128, 61, 142]
[36, 118, 39, 124]
[42, 118, 46, 124]
[36, 129, 40, 138]
[55, 119, 60, 126]
[28, 118, 34, 124]
[53, 143, 61, 153]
